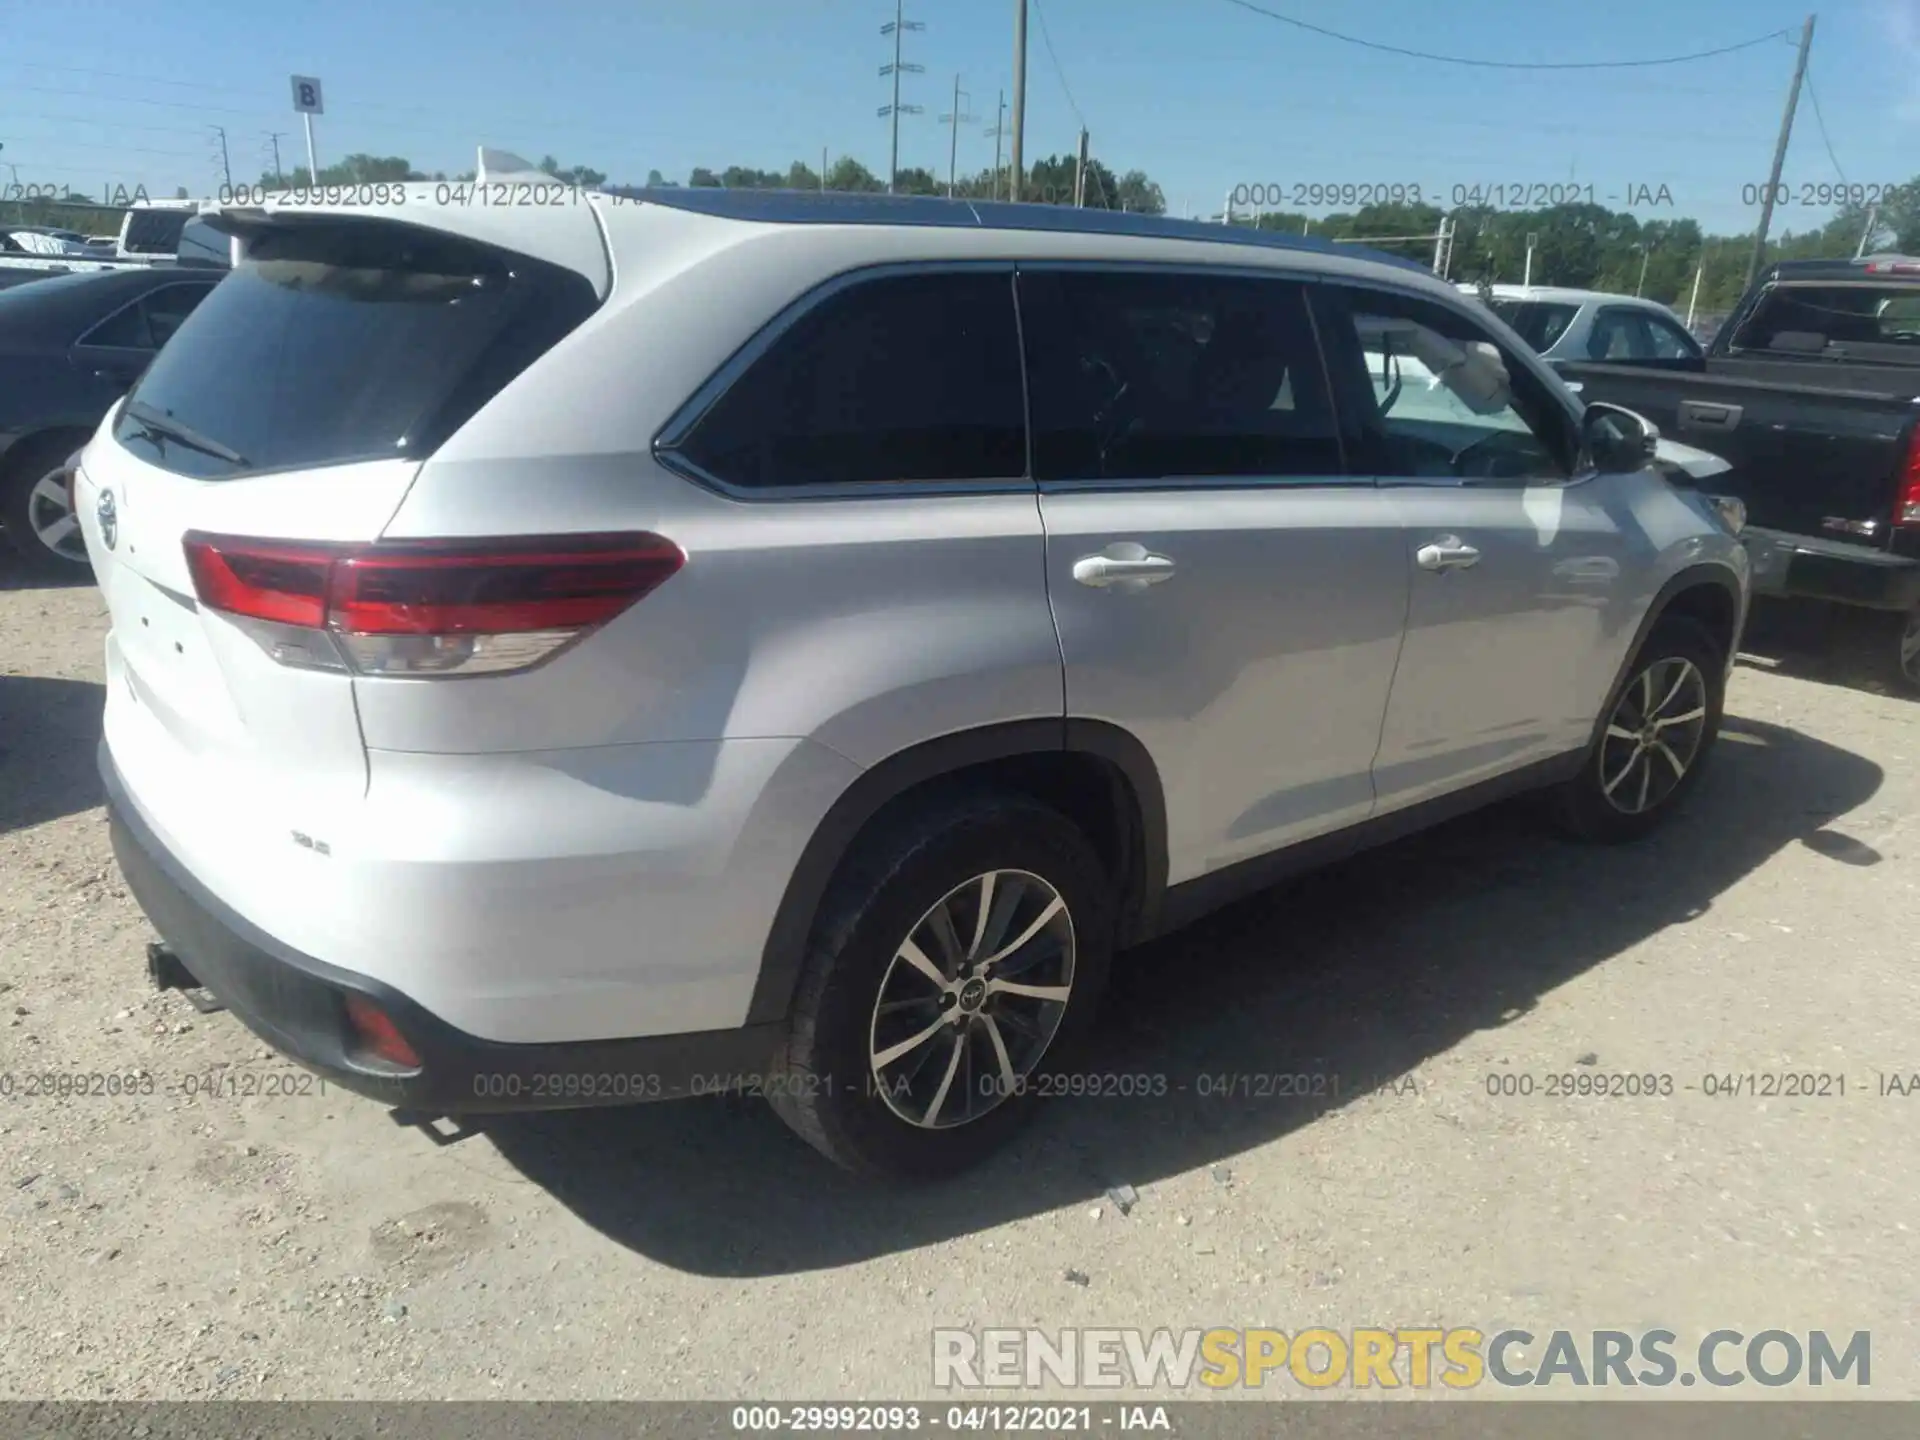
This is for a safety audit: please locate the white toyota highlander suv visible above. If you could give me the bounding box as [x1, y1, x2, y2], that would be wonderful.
[81, 180, 1750, 1177]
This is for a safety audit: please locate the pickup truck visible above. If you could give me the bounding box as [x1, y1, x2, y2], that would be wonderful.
[1544, 254, 1920, 689]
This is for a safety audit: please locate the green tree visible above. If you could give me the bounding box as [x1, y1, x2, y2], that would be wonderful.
[825, 157, 884, 192]
[538, 155, 607, 188]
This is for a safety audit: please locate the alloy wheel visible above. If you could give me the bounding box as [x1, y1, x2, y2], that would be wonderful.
[867, 869, 1076, 1130]
[1898, 610, 1920, 689]
[1599, 656, 1709, 815]
[26, 467, 87, 565]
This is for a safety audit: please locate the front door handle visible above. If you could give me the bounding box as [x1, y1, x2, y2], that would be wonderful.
[1415, 536, 1481, 571]
[1073, 544, 1176, 590]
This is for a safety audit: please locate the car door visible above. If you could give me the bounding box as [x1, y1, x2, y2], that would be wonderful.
[1020, 265, 1411, 886]
[1312, 280, 1642, 813]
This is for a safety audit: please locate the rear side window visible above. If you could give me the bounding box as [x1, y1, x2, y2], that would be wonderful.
[1019, 269, 1341, 483]
[1730, 283, 1920, 354]
[1489, 300, 1578, 352]
[80, 283, 215, 351]
[669, 270, 1025, 489]
[115, 220, 598, 479]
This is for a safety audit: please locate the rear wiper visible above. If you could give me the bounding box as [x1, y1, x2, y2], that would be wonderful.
[123, 399, 249, 468]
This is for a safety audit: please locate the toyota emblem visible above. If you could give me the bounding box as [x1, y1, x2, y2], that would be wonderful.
[96, 488, 118, 551]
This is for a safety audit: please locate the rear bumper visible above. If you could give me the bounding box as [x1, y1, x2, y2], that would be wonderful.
[1743, 526, 1920, 611]
[101, 741, 784, 1114]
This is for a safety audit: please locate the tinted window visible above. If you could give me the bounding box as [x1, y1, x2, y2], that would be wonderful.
[1730, 283, 1920, 354]
[1588, 309, 1653, 360]
[1644, 315, 1701, 360]
[122, 209, 191, 255]
[115, 221, 599, 479]
[81, 297, 156, 350]
[672, 270, 1025, 489]
[1316, 284, 1573, 482]
[145, 283, 214, 346]
[1489, 299, 1579, 352]
[1020, 270, 1340, 482]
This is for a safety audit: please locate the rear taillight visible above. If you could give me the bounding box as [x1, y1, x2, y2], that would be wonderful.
[1900, 430, 1920, 527]
[182, 532, 684, 677]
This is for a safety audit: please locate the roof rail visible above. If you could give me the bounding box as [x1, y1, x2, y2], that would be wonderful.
[628, 186, 1430, 272]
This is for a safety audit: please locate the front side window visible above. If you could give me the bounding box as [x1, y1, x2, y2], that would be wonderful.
[1315, 284, 1574, 483]
[1644, 315, 1701, 360]
[1019, 269, 1342, 483]
[670, 270, 1026, 490]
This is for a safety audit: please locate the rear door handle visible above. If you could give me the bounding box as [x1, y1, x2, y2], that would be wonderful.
[1073, 545, 1176, 590]
[1415, 536, 1481, 571]
[1678, 399, 1742, 431]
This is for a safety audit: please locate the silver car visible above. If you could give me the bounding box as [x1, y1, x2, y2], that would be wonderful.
[87, 179, 1750, 1179]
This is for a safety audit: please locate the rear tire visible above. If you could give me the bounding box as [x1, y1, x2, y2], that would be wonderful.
[1555, 615, 1725, 843]
[2, 434, 90, 578]
[765, 793, 1113, 1180]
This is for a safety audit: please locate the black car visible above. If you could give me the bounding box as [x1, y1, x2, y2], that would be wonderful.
[0, 265, 222, 574]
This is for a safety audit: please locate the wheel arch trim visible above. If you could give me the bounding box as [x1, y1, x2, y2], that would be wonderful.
[1584, 562, 1745, 758]
[745, 718, 1168, 1026]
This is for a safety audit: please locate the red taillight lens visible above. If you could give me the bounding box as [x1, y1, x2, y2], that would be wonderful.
[184, 537, 334, 627]
[181, 532, 684, 676]
[342, 992, 423, 1071]
[1900, 430, 1920, 527]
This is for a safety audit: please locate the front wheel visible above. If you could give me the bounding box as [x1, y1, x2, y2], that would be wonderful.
[1555, 615, 1725, 842]
[765, 794, 1114, 1179]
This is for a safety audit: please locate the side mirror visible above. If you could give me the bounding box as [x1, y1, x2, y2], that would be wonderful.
[1582, 401, 1659, 473]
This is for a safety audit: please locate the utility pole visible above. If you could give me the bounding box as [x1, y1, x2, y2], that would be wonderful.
[1687, 251, 1706, 328]
[1009, 0, 1028, 201]
[1636, 242, 1653, 297]
[1856, 203, 1880, 258]
[1524, 231, 1538, 287]
[210, 126, 232, 189]
[1748, 13, 1816, 288]
[1072, 127, 1089, 207]
[940, 76, 976, 197]
[984, 91, 1007, 200]
[879, 0, 926, 195]
[821, 146, 828, 192]
[266, 132, 285, 185]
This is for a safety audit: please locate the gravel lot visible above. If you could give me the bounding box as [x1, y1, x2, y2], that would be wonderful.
[2, 564, 1917, 1402]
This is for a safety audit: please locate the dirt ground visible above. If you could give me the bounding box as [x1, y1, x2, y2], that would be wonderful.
[2, 565, 1917, 1402]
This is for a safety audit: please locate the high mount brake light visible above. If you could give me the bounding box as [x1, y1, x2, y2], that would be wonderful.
[181, 532, 685, 677]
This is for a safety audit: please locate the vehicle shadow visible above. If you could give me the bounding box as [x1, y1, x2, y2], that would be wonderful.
[0, 674, 106, 834]
[485, 715, 1881, 1277]
[1737, 596, 1916, 701]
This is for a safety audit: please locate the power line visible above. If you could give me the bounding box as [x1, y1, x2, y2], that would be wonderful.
[1030, 0, 1085, 128]
[1802, 68, 1847, 186]
[1213, 0, 1794, 70]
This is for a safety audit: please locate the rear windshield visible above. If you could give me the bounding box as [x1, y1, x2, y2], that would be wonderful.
[1729, 283, 1920, 357]
[114, 220, 598, 480]
[121, 209, 191, 255]
[1487, 300, 1579, 353]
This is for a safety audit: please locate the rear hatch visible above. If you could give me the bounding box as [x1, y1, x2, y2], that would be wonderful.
[83, 207, 608, 867]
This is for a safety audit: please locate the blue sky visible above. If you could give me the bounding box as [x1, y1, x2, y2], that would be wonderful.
[4, 0, 1919, 236]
